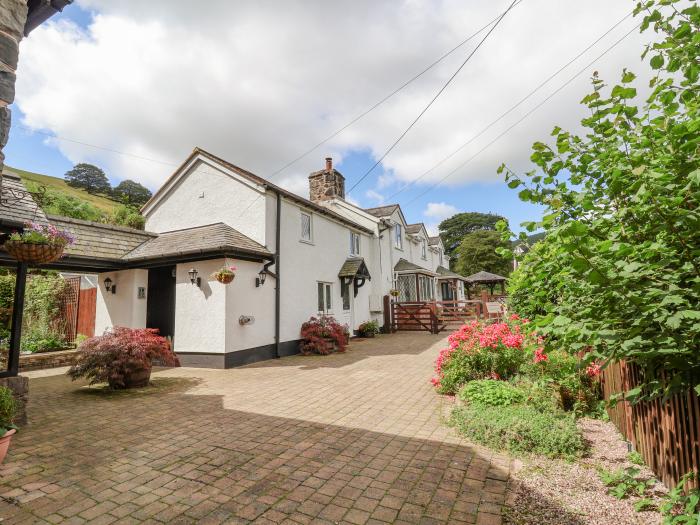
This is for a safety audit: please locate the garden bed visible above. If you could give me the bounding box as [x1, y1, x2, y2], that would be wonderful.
[504, 418, 667, 525]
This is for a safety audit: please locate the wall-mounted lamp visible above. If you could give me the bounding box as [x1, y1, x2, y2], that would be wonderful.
[103, 277, 116, 294]
[255, 270, 267, 288]
[188, 267, 201, 287]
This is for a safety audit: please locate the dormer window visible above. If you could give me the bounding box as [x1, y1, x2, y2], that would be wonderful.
[394, 224, 402, 249]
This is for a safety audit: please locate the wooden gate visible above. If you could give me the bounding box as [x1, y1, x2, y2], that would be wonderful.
[390, 300, 484, 333]
[76, 287, 96, 338]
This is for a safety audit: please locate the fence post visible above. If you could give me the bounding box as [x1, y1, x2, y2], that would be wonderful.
[382, 295, 391, 333]
[480, 290, 489, 320]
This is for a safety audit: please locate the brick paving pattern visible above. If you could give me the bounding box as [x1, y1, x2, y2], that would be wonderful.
[0, 333, 510, 524]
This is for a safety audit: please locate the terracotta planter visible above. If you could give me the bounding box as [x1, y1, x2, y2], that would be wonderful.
[3, 241, 64, 264]
[215, 273, 235, 284]
[109, 366, 152, 389]
[0, 428, 16, 464]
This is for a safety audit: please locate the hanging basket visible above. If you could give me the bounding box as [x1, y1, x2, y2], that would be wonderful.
[3, 241, 65, 264]
[215, 273, 235, 284]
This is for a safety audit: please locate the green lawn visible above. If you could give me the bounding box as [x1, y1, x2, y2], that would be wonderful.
[3, 165, 120, 214]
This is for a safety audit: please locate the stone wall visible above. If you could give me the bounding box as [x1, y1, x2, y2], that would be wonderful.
[0, 375, 28, 425]
[19, 349, 78, 371]
[0, 0, 28, 169]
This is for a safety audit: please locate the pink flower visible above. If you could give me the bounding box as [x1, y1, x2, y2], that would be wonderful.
[586, 362, 601, 377]
[534, 347, 548, 363]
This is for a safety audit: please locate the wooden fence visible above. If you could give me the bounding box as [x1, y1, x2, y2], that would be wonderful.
[390, 299, 486, 334]
[76, 288, 96, 338]
[602, 360, 700, 490]
[58, 279, 96, 343]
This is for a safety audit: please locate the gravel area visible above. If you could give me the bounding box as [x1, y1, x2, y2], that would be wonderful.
[504, 418, 667, 525]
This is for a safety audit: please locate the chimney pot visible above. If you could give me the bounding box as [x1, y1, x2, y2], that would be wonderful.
[325, 157, 332, 171]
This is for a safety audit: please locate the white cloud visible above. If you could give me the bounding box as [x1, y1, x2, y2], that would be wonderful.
[15, 0, 649, 200]
[424, 202, 458, 221]
[365, 189, 384, 204]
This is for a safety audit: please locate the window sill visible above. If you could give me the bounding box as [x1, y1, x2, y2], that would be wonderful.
[300, 239, 314, 245]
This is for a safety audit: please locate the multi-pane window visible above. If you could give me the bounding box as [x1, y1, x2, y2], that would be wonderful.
[350, 231, 360, 255]
[394, 224, 402, 249]
[418, 275, 435, 301]
[301, 212, 312, 242]
[317, 282, 332, 313]
[421, 239, 427, 259]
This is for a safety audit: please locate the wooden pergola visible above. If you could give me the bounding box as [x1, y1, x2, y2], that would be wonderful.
[464, 270, 507, 299]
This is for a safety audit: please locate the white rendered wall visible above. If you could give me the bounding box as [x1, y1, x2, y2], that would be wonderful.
[277, 198, 373, 343]
[144, 158, 267, 245]
[94, 269, 148, 335]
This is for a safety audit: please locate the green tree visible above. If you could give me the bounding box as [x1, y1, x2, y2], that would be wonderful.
[455, 230, 511, 278]
[108, 205, 145, 230]
[64, 163, 111, 195]
[501, 0, 699, 400]
[112, 179, 152, 207]
[438, 212, 506, 260]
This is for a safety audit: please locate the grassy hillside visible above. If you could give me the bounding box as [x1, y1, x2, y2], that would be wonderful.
[3, 165, 121, 214]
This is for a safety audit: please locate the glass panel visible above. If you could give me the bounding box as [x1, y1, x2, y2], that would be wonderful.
[317, 282, 324, 311]
[342, 280, 350, 310]
[301, 213, 311, 241]
[325, 284, 331, 311]
[397, 274, 416, 301]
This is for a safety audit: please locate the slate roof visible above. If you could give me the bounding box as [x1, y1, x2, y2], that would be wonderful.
[49, 215, 156, 260]
[405, 223, 424, 235]
[124, 223, 271, 261]
[436, 266, 466, 280]
[465, 270, 507, 283]
[428, 236, 442, 246]
[393, 258, 436, 275]
[0, 172, 48, 228]
[338, 257, 370, 279]
[364, 204, 399, 218]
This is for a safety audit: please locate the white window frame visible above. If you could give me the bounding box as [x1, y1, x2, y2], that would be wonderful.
[394, 224, 403, 249]
[421, 239, 427, 259]
[317, 282, 332, 313]
[300, 211, 312, 243]
[438, 249, 443, 266]
[349, 231, 360, 256]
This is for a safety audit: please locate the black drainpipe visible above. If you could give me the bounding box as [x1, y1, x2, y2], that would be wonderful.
[273, 189, 282, 358]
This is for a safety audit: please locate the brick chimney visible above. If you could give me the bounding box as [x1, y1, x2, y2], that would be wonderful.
[309, 157, 345, 202]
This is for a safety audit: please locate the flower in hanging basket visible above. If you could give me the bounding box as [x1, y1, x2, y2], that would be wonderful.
[211, 265, 237, 284]
[4, 222, 75, 264]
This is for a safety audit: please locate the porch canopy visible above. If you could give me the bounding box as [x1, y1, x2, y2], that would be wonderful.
[464, 270, 507, 297]
[0, 175, 273, 377]
[338, 256, 371, 298]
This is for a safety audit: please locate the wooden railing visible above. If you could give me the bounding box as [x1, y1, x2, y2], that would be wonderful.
[602, 360, 700, 490]
[389, 299, 490, 334]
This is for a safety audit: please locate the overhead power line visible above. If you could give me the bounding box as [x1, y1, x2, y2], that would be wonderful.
[385, 10, 633, 201]
[346, 0, 520, 196]
[404, 22, 642, 206]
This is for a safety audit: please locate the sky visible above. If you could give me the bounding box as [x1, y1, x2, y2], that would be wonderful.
[4, 0, 652, 234]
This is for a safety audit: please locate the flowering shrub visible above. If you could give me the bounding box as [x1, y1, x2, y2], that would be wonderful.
[300, 316, 349, 355]
[459, 380, 524, 407]
[432, 318, 532, 394]
[8, 222, 75, 246]
[68, 327, 180, 389]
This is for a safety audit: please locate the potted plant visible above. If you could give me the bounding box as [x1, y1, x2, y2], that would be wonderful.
[67, 327, 180, 389]
[357, 320, 380, 338]
[0, 386, 18, 464]
[211, 265, 237, 284]
[300, 316, 349, 355]
[4, 221, 75, 264]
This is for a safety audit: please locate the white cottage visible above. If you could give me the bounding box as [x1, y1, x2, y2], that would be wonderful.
[82, 148, 457, 368]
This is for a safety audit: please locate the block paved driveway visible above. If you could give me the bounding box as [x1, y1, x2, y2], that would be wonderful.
[0, 333, 510, 524]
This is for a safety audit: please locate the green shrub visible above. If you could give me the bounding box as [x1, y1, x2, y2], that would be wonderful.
[449, 403, 585, 459]
[26, 181, 105, 222]
[0, 386, 18, 434]
[109, 205, 145, 230]
[512, 378, 561, 413]
[660, 472, 700, 524]
[459, 380, 524, 407]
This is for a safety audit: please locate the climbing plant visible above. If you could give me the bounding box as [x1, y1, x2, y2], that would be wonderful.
[500, 0, 700, 401]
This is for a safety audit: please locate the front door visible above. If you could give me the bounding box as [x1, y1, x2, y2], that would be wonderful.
[146, 266, 176, 341]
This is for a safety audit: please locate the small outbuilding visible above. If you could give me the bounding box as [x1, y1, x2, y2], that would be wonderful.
[464, 270, 507, 298]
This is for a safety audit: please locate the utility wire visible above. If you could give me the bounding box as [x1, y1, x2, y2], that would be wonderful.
[345, 0, 520, 196]
[266, 0, 524, 180]
[385, 10, 633, 201]
[404, 22, 642, 206]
